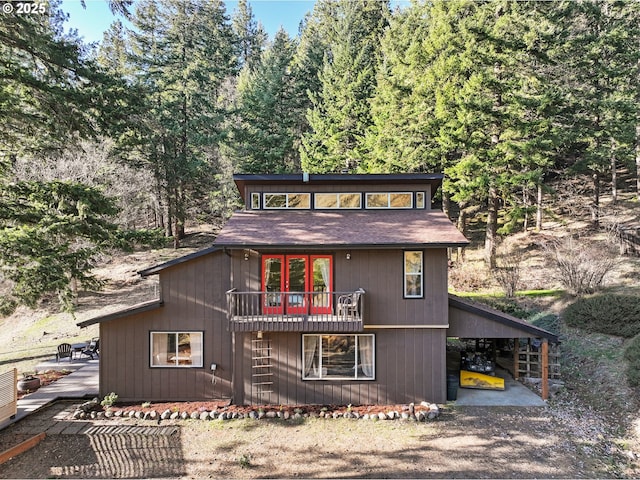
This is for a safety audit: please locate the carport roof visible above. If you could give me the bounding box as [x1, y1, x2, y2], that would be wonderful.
[448, 295, 559, 343]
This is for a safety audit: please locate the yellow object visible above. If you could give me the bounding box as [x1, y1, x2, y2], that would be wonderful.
[460, 370, 505, 391]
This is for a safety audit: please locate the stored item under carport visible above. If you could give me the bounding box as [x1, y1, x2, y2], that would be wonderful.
[460, 370, 505, 390]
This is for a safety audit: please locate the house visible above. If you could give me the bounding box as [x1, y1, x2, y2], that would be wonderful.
[79, 173, 558, 405]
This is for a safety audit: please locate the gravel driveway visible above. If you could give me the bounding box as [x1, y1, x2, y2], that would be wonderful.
[0, 402, 634, 478]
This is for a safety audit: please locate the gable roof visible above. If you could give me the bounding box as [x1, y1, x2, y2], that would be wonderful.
[233, 173, 444, 202]
[214, 210, 469, 249]
[77, 299, 164, 327]
[138, 246, 222, 277]
[448, 295, 559, 343]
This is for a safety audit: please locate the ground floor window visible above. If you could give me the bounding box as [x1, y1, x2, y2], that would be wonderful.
[150, 331, 203, 367]
[302, 334, 375, 380]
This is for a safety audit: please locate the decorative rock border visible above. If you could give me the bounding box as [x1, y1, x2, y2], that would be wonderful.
[72, 400, 440, 422]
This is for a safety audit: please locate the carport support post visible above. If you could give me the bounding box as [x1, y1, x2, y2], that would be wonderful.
[513, 338, 519, 380]
[541, 339, 549, 400]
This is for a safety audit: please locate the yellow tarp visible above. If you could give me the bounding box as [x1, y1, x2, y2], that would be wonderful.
[460, 370, 505, 391]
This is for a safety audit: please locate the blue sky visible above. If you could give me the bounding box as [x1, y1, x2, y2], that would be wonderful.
[61, 0, 315, 44]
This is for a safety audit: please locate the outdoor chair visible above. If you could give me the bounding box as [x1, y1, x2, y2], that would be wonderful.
[337, 288, 364, 319]
[56, 343, 73, 362]
[81, 338, 100, 359]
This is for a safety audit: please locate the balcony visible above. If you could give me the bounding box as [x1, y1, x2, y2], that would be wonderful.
[226, 289, 365, 332]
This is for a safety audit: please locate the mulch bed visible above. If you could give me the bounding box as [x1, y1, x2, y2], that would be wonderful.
[17, 370, 71, 399]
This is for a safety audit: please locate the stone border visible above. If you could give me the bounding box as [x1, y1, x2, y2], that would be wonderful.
[73, 400, 440, 422]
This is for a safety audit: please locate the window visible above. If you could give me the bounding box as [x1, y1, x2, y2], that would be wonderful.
[365, 192, 413, 209]
[150, 332, 203, 367]
[263, 193, 310, 209]
[314, 192, 362, 209]
[251, 192, 260, 209]
[302, 334, 375, 380]
[416, 192, 425, 209]
[404, 251, 423, 298]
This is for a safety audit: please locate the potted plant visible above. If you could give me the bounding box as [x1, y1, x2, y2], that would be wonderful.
[17, 372, 41, 392]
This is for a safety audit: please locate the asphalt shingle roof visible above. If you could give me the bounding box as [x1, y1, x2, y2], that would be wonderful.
[214, 210, 469, 248]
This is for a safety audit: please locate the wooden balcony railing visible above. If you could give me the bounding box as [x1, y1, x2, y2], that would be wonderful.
[226, 289, 365, 332]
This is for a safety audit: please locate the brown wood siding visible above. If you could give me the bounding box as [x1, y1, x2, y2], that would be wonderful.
[448, 306, 537, 338]
[238, 329, 446, 405]
[334, 249, 448, 327]
[230, 248, 448, 330]
[99, 251, 232, 402]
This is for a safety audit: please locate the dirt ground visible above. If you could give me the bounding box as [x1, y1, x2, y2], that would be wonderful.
[0, 401, 635, 479]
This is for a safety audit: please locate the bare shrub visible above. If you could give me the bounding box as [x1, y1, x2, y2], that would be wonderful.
[493, 243, 523, 297]
[448, 261, 493, 292]
[544, 236, 618, 296]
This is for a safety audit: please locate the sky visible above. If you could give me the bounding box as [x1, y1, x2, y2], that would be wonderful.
[61, 0, 316, 45]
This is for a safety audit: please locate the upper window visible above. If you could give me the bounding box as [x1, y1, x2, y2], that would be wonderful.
[150, 331, 203, 368]
[365, 192, 413, 209]
[263, 193, 310, 209]
[302, 334, 375, 380]
[251, 192, 260, 209]
[404, 251, 423, 298]
[314, 192, 362, 209]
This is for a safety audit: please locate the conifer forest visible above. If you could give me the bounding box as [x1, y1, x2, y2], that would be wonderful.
[1, 0, 640, 312]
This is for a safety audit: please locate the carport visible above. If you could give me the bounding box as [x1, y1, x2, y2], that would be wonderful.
[447, 295, 560, 401]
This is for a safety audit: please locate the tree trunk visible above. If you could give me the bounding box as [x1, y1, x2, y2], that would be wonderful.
[611, 138, 617, 205]
[536, 181, 543, 232]
[636, 124, 640, 201]
[484, 184, 499, 268]
[456, 203, 469, 262]
[522, 185, 529, 232]
[592, 172, 600, 228]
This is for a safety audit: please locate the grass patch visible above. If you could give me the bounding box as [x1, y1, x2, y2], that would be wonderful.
[624, 334, 640, 389]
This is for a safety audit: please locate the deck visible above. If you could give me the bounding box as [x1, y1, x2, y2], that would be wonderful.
[226, 289, 365, 332]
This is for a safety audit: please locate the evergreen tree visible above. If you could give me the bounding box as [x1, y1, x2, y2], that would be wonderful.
[118, 0, 236, 242]
[229, 29, 303, 173]
[554, 1, 639, 223]
[0, 174, 124, 315]
[232, 0, 268, 71]
[0, 0, 124, 159]
[300, 0, 389, 173]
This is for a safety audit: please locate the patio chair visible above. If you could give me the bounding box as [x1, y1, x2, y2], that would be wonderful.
[56, 343, 73, 362]
[81, 338, 100, 360]
[337, 288, 364, 319]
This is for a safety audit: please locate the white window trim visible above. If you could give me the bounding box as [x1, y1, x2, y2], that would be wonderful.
[263, 193, 311, 209]
[251, 192, 260, 209]
[404, 251, 424, 298]
[365, 192, 414, 209]
[314, 192, 362, 209]
[302, 334, 375, 381]
[150, 331, 204, 368]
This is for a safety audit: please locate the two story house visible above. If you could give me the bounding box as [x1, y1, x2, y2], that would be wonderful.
[79, 173, 557, 405]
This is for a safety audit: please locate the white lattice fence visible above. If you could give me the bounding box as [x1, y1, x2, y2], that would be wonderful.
[0, 369, 17, 423]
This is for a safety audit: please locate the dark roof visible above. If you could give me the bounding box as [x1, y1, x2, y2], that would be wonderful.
[233, 173, 444, 202]
[448, 295, 559, 343]
[138, 246, 222, 277]
[214, 210, 469, 249]
[77, 300, 164, 328]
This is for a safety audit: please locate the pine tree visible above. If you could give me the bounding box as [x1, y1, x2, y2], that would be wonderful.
[232, 0, 268, 71]
[229, 29, 303, 173]
[300, 0, 389, 173]
[119, 0, 236, 242]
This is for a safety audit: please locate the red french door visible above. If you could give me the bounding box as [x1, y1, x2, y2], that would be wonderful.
[262, 255, 332, 315]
